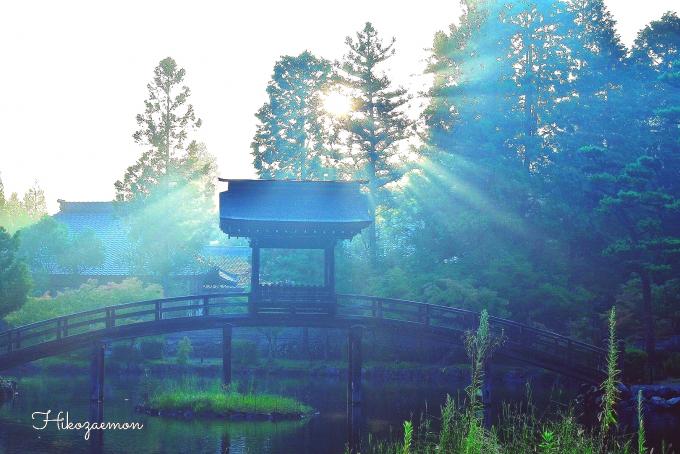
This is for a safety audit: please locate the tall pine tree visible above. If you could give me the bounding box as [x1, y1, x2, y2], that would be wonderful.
[115, 57, 205, 201]
[338, 22, 413, 262]
[115, 57, 217, 291]
[251, 51, 335, 179]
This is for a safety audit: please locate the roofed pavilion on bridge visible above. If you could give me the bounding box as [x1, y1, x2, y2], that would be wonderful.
[218, 179, 373, 314]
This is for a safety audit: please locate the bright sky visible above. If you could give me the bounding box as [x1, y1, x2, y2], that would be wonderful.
[0, 1, 677, 213]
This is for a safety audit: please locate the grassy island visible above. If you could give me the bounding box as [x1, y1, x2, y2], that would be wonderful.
[139, 380, 313, 420]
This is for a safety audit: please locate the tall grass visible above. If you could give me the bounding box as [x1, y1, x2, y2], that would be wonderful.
[357, 306, 653, 454]
[637, 390, 646, 454]
[147, 378, 312, 415]
[600, 307, 620, 435]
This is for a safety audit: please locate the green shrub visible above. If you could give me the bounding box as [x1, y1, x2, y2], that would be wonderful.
[140, 338, 164, 360]
[4, 278, 162, 326]
[624, 348, 648, 383]
[192, 340, 221, 358]
[233, 340, 258, 364]
[176, 336, 193, 365]
[662, 352, 680, 377]
[110, 343, 141, 364]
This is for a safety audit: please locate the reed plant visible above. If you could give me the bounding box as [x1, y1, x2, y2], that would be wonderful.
[356, 306, 660, 454]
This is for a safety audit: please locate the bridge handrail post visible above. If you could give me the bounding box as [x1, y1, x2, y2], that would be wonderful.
[377, 300, 383, 319]
[155, 301, 161, 321]
[15, 330, 21, 350]
[203, 296, 210, 316]
[56, 319, 62, 340]
[105, 309, 114, 329]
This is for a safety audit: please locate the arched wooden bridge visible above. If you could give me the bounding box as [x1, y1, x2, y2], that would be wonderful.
[0, 293, 607, 383]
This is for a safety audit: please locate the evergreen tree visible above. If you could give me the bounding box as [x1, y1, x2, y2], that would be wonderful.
[115, 58, 217, 290]
[419, 0, 632, 329]
[22, 181, 47, 219]
[0, 176, 5, 209]
[251, 51, 336, 179]
[115, 57, 203, 201]
[538, 0, 630, 303]
[0, 227, 31, 318]
[602, 12, 680, 374]
[338, 22, 413, 262]
[0, 179, 47, 234]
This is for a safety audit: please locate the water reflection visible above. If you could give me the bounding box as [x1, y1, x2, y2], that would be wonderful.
[0, 373, 569, 454]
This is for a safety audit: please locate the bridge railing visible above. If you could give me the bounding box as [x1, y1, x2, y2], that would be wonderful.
[0, 292, 606, 379]
[0, 293, 249, 353]
[336, 294, 607, 375]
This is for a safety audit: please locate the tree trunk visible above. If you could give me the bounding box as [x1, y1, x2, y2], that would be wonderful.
[640, 270, 656, 381]
[366, 172, 378, 266]
[367, 212, 377, 266]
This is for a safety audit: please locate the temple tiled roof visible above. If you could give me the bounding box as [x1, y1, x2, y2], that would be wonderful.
[220, 180, 372, 223]
[53, 200, 131, 276]
[51, 201, 249, 279]
[219, 180, 373, 246]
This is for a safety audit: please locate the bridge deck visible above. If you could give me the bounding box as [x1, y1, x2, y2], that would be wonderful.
[0, 293, 607, 383]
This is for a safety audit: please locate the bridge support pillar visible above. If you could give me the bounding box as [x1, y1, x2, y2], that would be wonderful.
[89, 341, 105, 448]
[222, 325, 232, 386]
[90, 342, 105, 410]
[347, 325, 363, 453]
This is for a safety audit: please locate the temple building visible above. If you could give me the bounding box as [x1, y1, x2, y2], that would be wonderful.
[219, 179, 373, 315]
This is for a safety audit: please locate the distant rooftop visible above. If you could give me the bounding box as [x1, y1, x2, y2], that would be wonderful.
[50, 200, 249, 278]
[57, 199, 116, 213]
[53, 201, 129, 275]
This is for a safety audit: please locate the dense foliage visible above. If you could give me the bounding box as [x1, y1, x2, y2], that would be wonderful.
[251, 51, 336, 179]
[4, 278, 162, 326]
[358, 309, 631, 454]
[114, 57, 218, 285]
[18, 217, 104, 275]
[249, 7, 680, 377]
[0, 227, 31, 318]
[0, 179, 46, 234]
[0, 0, 677, 382]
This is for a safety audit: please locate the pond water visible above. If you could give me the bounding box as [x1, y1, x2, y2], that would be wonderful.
[0, 372, 570, 454]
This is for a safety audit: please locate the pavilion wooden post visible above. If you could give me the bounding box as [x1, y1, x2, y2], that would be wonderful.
[222, 325, 233, 386]
[249, 244, 260, 314]
[325, 243, 337, 316]
[324, 244, 335, 292]
[347, 325, 363, 453]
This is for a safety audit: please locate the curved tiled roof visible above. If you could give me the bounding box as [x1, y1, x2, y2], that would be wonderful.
[53, 201, 131, 275]
[51, 201, 249, 279]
